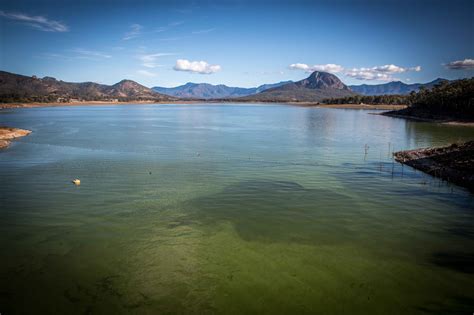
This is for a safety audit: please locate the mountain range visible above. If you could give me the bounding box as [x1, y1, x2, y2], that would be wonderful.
[348, 78, 448, 96]
[152, 81, 291, 99]
[153, 76, 448, 100]
[0, 69, 450, 104]
[0, 71, 174, 103]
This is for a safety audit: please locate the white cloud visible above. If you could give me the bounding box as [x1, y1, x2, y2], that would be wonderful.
[289, 63, 344, 73]
[0, 10, 68, 32]
[123, 24, 143, 40]
[445, 58, 474, 70]
[368, 64, 421, 73]
[345, 64, 421, 81]
[345, 70, 393, 81]
[289, 62, 421, 81]
[138, 53, 176, 68]
[137, 69, 157, 77]
[173, 59, 221, 74]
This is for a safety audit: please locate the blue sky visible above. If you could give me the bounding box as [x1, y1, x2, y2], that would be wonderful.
[1, 0, 473, 88]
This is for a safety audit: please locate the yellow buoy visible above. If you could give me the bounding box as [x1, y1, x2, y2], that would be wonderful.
[72, 179, 81, 185]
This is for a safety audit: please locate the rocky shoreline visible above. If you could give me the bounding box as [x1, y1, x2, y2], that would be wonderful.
[394, 141, 474, 191]
[0, 127, 32, 149]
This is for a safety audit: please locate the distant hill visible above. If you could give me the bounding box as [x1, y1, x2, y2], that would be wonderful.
[239, 71, 356, 102]
[152, 81, 291, 99]
[349, 78, 448, 96]
[0, 71, 175, 103]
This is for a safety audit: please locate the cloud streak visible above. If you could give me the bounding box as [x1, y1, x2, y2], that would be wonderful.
[0, 10, 68, 32]
[192, 28, 215, 34]
[445, 58, 474, 70]
[71, 48, 111, 59]
[123, 24, 143, 40]
[168, 20, 184, 27]
[123, 21, 185, 40]
[174, 59, 221, 74]
[138, 53, 176, 68]
[39, 49, 112, 61]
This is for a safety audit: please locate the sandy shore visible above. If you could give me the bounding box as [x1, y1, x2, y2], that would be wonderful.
[0, 101, 407, 110]
[0, 127, 32, 149]
[394, 141, 474, 191]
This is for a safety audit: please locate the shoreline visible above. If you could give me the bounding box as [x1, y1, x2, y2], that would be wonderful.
[381, 112, 474, 126]
[0, 101, 407, 111]
[308, 103, 406, 110]
[0, 127, 32, 149]
[394, 141, 474, 192]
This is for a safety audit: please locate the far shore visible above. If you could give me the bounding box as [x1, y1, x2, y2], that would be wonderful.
[0, 101, 407, 111]
[299, 103, 407, 110]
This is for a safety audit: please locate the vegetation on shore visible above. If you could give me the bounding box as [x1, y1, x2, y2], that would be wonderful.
[394, 141, 474, 191]
[383, 78, 474, 121]
[321, 94, 408, 105]
[322, 78, 474, 120]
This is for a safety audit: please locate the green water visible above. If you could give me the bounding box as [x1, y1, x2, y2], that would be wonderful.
[0, 104, 473, 314]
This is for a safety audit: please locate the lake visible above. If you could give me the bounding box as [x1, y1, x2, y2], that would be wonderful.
[1, 104, 473, 314]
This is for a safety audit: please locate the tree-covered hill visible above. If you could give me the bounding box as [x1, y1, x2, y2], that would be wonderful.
[0, 71, 175, 103]
[383, 78, 474, 121]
